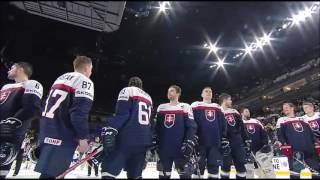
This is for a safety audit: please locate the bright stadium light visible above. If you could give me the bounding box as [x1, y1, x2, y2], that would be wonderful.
[209, 44, 219, 53]
[262, 34, 271, 44]
[158, 1, 170, 13]
[291, 12, 307, 24]
[245, 46, 253, 54]
[216, 60, 225, 68]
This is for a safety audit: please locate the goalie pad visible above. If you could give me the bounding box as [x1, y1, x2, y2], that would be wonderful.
[256, 148, 276, 178]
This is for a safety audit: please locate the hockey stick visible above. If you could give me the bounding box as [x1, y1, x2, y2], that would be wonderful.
[192, 149, 201, 178]
[56, 145, 103, 179]
[292, 153, 320, 176]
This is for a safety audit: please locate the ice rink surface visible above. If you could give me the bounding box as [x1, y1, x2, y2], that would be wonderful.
[5, 161, 299, 179]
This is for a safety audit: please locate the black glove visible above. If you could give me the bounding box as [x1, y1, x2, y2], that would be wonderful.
[101, 127, 118, 155]
[0, 117, 22, 140]
[220, 138, 231, 156]
[181, 136, 198, 159]
[260, 144, 272, 153]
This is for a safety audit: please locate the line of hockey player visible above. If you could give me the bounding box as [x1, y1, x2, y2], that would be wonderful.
[1, 56, 319, 179]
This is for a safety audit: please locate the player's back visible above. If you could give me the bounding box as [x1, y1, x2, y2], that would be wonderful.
[39, 72, 94, 147]
[109, 86, 153, 147]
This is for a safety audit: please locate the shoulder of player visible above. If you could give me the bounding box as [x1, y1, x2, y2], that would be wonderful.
[191, 101, 221, 109]
[179, 102, 191, 108]
[190, 101, 200, 108]
[157, 103, 168, 112]
[23, 80, 43, 88]
[120, 87, 152, 104]
[23, 80, 43, 98]
[74, 72, 94, 85]
[1, 82, 24, 90]
[250, 118, 264, 127]
[224, 108, 240, 115]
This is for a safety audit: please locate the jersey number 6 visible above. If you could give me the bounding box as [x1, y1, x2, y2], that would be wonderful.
[138, 101, 151, 125]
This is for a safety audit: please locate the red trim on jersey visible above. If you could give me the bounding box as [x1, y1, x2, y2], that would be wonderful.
[0, 87, 25, 93]
[282, 120, 307, 125]
[158, 110, 187, 115]
[52, 84, 75, 93]
[130, 96, 152, 105]
[244, 122, 265, 129]
[192, 106, 221, 112]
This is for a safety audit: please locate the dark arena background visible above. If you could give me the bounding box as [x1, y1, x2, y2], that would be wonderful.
[0, 1, 319, 179]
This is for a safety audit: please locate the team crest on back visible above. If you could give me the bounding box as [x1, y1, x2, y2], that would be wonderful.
[292, 122, 304, 132]
[164, 114, 175, 128]
[205, 109, 216, 122]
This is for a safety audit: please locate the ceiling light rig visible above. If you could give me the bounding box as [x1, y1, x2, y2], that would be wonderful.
[232, 2, 319, 61]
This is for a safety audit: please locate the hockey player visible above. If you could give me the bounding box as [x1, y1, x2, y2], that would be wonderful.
[190, 87, 227, 179]
[154, 85, 198, 179]
[0, 62, 43, 178]
[219, 93, 250, 179]
[240, 107, 275, 178]
[302, 101, 320, 143]
[101, 77, 153, 179]
[275, 102, 320, 178]
[34, 56, 94, 178]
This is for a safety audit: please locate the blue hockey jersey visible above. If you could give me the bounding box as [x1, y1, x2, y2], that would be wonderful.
[0, 80, 43, 144]
[106, 86, 153, 146]
[155, 103, 197, 156]
[302, 112, 320, 140]
[276, 116, 316, 154]
[191, 101, 227, 147]
[243, 118, 269, 153]
[39, 72, 94, 147]
[223, 108, 249, 143]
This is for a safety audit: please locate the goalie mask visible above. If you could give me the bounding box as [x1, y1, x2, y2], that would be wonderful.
[0, 142, 18, 166]
[28, 144, 40, 164]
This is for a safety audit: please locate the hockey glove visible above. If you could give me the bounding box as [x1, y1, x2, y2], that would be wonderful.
[101, 127, 118, 155]
[260, 144, 272, 154]
[220, 138, 231, 156]
[181, 136, 198, 159]
[0, 117, 22, 140]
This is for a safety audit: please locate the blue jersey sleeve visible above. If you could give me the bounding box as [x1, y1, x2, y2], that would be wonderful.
[14, 80, 43, 138]
[106, 87, 132, 130]
[69, 77, 94, 139]
[184, 105, 198, 141]
[218, 108, 228, 139]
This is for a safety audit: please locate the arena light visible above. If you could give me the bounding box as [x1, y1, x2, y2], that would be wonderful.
[158, 1, 170, 13]
[209, 44, 219, 53]
[261, 34, 271, 45]
[245, 46, 253, 55]
[216, 60, 225, 68]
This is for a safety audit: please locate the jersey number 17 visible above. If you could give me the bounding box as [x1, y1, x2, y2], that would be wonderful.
[42, 89, 68, 118]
